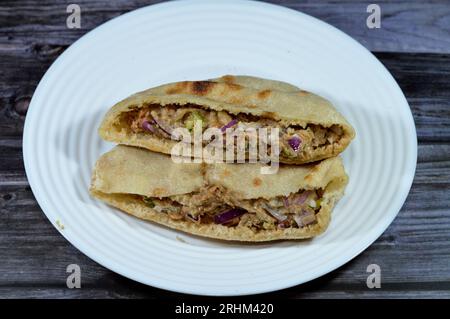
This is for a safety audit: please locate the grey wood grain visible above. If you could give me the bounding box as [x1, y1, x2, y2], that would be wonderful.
[0, 0, 449, 299]
[1, 287, 450, 299]
[0, 0, 449, 54]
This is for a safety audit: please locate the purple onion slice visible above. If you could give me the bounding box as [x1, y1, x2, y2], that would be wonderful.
[152, 115, 173, 135]
[294, 209, 316, 227]
[293, 191, 311, 205]
[214, 208, 246, 224]
[288, 135, 302, 152]
[141, 120, 156, 133]
[263, 204, 288, 222]
[220, 119, 238, 133]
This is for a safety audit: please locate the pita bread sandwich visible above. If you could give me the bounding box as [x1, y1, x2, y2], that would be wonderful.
[90, 145, 349, 241]
[98, 75, 355, 164]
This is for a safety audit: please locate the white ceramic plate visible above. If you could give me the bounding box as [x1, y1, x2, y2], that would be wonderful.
[23, 0, 417, 296]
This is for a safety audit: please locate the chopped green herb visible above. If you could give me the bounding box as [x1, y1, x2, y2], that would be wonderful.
[313, 199, 322, 210]
[185, 111, 206, 131]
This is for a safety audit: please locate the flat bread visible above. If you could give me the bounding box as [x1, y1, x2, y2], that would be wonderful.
[90, 146, 349, 241]
[98, 75, 355, 164]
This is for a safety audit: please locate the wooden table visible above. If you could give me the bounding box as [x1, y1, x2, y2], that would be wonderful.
[1, 0, 449, 298]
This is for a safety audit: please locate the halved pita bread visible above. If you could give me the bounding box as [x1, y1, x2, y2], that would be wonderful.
[90, 146, 348, 241]
[98, 75, 355, 164]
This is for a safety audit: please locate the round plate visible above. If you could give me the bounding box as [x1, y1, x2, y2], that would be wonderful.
[23, 0, 416, 296]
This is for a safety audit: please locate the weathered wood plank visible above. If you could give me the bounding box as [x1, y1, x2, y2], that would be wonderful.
[0, 287, 449, 299]
[374, 52, 450, 142]
[0, 0, 449, 53]
[276, 0, 450, 54]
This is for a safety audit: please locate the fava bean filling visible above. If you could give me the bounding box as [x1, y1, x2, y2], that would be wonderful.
[120, 104, 345, 160]
[141, 186, 324, 230]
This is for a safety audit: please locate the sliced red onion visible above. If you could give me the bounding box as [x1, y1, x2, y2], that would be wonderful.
[214, 208, 246, 224]
[293, 191, 311, 205]
[263, 204, 287, 222]
[220, 119, 238, 132]
[288, 135, 302, 152]
[283, 197, 290, 207]
[294, 215, 304, 227]
[152, 114, 173, 136]
[294, 209, 316, 227]
[141, 120, 156, 133]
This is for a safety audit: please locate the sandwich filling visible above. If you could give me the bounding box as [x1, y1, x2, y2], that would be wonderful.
[139, 186, 323, 231]
[118, 104, 345, 161]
